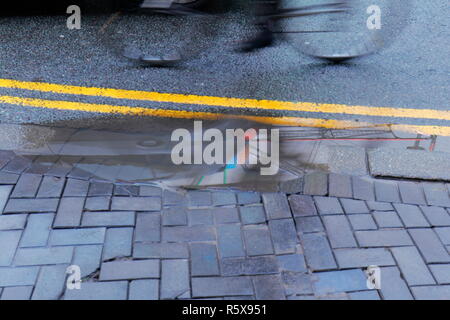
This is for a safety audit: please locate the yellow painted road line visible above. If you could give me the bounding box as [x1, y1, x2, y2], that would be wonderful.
[1, 95, 449, 136]
[0, 78, 449, 121]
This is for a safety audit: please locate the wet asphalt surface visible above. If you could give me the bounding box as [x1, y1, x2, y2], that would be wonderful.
[0, 0, 448, 131]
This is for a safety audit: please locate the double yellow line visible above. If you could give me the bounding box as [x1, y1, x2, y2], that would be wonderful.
[0, 78, 449, 135]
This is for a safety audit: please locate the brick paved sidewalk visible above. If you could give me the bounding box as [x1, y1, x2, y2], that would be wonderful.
[0, 155, 450, 299]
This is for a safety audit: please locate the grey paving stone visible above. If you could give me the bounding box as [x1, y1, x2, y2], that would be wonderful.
[1, 286, 33, 300]
[49, 228, 106, 245]
[81, 211, 135, 227]
[187, 190, 212, 207]
[139, 186, 161, 197]
[420, 206, 450, 226]
[374, 180, 401, 203]
[239, 205, 266, 225]
[391, 246, 435, 286]
[20, 214, 53, 248]
[63, 178, 89, 197]
[323, 215, 357, 248]
[372, 211, 403, 228]
[301, 233, 337, 271]
[54, 197, 84, 227]
[4, 198, 59, 213]
[268, 219, 297, 254]
[0, 214, 27, 230]
[355, 230, 413, 247]
[0, 151, 14, 169]
[237, 191, 261, 205]
[409, 228, 450, 263]
[15, 246, 73, 266]
[398, 181, 427, 205]
[212, 191, 236, 206]
[162, 207, 187, 226]
[36, 176, 65, 198]
[84, 197, 110, 211]
[114, 185, 139, 197]
[352, 176, 375, 201]
[253, 275, 286, 300]
[328, 173, 352, 198]
[73, 245, 103, 277]
[379, 266, 413, 300]
[133, 243, 189, 259]
[190, 242, 220, 276]
[0, 185, 13, 213]
[262, 193, 291, 220]
[192, 276, 253, 298]
[276, 254, 307, 273]
[295, 216, 324, 233]
[288, 195, 317, 217]
[429, 264, 450, 284]
[366, 201, 394, 211]
[411, 285, 450, 300]
[0, 230, 22, 266]
[279, 177, 303, 194]
[422, 182, 450, 207]
[161, 259, 190, 299]
[303, 172, 328, 196]
[214, 207, 240, 224]
[163, 225, 215, 242]
[88, 182, 113, 197]
[135, 213, 161, 242]
[100, 260, 160, 281]
[340, 199, 369, 214]
[32, 264, 68, 300]
[129, 279, 159, 300]
[393, 203, 430, 228]
[163, 189, 186, 206]
[313, 269, 368, 296]
[243, 225, 274, 256]
[112, 197, 161, 211]
[187, 209, 214, 225]
[103, 227, 133, 260]
[282, 271, 313, 296]
[334, 248, 395, 268]
[348, 214, 377, 230]
[221, 256, 279, 276]
[0, 172, 19, 185]
[0, 267, 39, 287]
[314, 196, 344, 215]
[349, 291, 380, 300]
[217, 224, 245, 258]
[64, 281, 128, 300]
[435, 227, 450, 245]
[2, 156, 32, 174]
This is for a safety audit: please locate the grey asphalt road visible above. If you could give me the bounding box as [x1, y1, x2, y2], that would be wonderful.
[0, 0, 448, 130]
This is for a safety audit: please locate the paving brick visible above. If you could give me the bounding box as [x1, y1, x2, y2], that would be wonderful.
[348, 214, 377, 230]
[20, 213, 53, 247]
[214, 207, 240, 224]
[129, 279, 159, 300]
[429, 264, 450, 284]
[2, 156, 32, 174]
[217, 224, 245, 258]
[328, 173, 352, 198]
[88, 182, 114, 196]
[133, 242, 189, 259]
[379, 266, 413, 300]
[187, 209, 214, 225]
[352, 176, 375, 201]
[64, 281, 128, 300]
[355, 230, 413, 247]
[135, 213, 161, 242]
[36, 176, 65, 198]
[25, 155, 58, 175]
[348, 291, 380, 300]
[81, 211, 135, 227]
[393, 203, 429, 227]
[187, 190, 212, 207]
[301, 233, 337, 271]
[435, 227, 450, 245]
[262, 193, 291, 220]
[422, 182, 450, 207]
[295, 216, 323, 233]
[84, 197, 110, 211]
[398, 181, 427, 205]
[161, 259, 190, 299]
[411, 285, 450, 300]
[340, 199, 369, 214]
[390, 246, 435, 286]
[303, 172, 328, 196]
[237, 191, 261, 205]
[190, 242, 220, 276]
[268, 219, 297, 254]
[221, 256, 279, 276]
[420, 206, 450, 226]
[212, 191, 236, 206]
[100, 260, 160, 281]
[112, 197, 161, 211]
[0, 214, 27, 230]
[0, 230, 22, 266]
[277, 254, 307, 273]
[10, 174, 41, 198]
[282, 272, 313, 296]
[334, 248, 395, 268]
[0, 267, 39, 287]
[63, 179, 89, 197]
[239, 205, 266, 225]
[163, 225, 215, 242]
[15, 246, 73, 266]
[114, 185, 139, 197]
[163, 189, 186, 206]
[0, 185, 15, 211]
[139, 185, 162, 197]
[409, 228, 450, 263]
[192, 276, 253, 298]
[32, 264, 68, 300]
[73, 245, 103, 277]
[253, 275, 286, 299]
[4, 198, 59, 213]
[323, 215, 357, 248]
[243, 225, 274, 256]
[313, 269, 368, 295]
[366, 201, 394, 211]
[0, 172, 19, 185]
[372, 211, 403, 228]
[49, 228, 106, 245]
[103, 227, 133, 260]
[0, 150, 14, 169]
[54, 197, 84, 227]
[1, 286, 33, 300]
[375, 180, 401, 203]
[288, 195, 317, 217]
[314, 196, 344, 215]
[162, 207, 187, 226]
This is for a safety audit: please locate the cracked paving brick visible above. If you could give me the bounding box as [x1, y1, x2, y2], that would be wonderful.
[313, 269, 368, 296]
[129, 279, 159, 300]
[0, 214, 27, 230]
[112, 197, 161, 211]
[32, 264, 68, 300]
[81, 211, 135, 227]
[393, 203, 429, 228]
[262, 193, 291, 220]
[192, 276, 253, 298]
[408, 228, 450, 263]
[103, 227, 133, 260]
[0, 230, 22, 266]
[243, 225, 274, 256]
[20, 213, 54, 247]
[288, 195, 317, 217]
[135, 213, 161, 242]
[161, 259, 189, 299]
[390, 246, 435, 286]
[100, 260, 160, 281]
[322, 215, 357, 248]
[379, 267, 413, 300]
[114, 185, 139, 197]
[54, 197, 84, 227]
[301, 233, 337, 271]
[239, 205, 266, 225]
[14, 247, 74, 266]
[420, 206, 450, 226]
[398, 181, 427, 205]
[4, 198, 59, 213]
[1, 286, 33, 300]
[64, 281, 128, 300]
[268, 218, 298, 254]
[253, 275, 286, 300]
[190, 242, 220, 276]
[334, 248, 395, 268]
[49, 228, 106, 246]
[314, 196, 344, 215]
